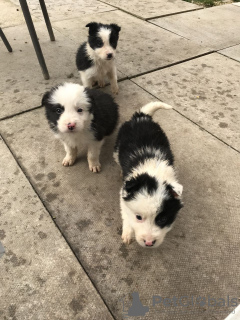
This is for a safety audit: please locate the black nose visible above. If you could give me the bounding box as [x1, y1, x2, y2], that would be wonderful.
[107, 53, 113, 59]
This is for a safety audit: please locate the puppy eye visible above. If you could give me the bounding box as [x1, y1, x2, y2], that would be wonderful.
[136, 215, 142, 221]
[158, 216, 167, 224]
[77, 108, 83, 113]
[96, 39, 103, 48]
[56, 108, 63, 114]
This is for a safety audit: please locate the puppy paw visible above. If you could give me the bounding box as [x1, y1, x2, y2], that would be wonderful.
[122, 230, 133, 245]
[89, 163, 101, 173]
[62, 156, 75, 167]
[111, 85, 119, 95]
[98, 79, 105, 88]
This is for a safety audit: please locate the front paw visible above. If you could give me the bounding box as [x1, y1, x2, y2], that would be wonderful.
[89, 162, 101, 173]
[98, 79, 105, 88]
[111, 84, 119, 95]
[122, 228, 133, 245]
[62, 156, 75, 167]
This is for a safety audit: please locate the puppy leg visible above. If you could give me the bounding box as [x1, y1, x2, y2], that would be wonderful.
[107, 65, 119, 95]
[62, 143, 78, 167]
[121, 207, 134, 244]
[87, 139, 104, 173]
[79, 71, 92, 88]
[97, 76, 105, 88]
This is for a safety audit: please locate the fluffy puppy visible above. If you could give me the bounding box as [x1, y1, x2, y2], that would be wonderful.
[114, 102, 183, 248]
[42, 82, 119, 172]
[76, 22, 121, 94]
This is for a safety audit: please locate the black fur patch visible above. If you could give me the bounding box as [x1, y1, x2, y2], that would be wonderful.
[42, 85, 63, 132]
[155, 195, 183, 229]
[76, 42, 93, 71]
[123, 173, 158, 201]
[85, 88, 119, 140]
[115, 111, 174, 178]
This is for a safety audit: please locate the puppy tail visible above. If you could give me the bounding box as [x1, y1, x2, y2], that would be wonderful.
[140, 101, 172, 116]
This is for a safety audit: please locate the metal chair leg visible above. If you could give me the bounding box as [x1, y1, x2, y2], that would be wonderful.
[39, 0, 55, 41]
[19, 0, 50, 80]
[0, 27, 13, 52]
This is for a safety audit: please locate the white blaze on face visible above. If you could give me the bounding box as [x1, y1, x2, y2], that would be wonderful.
[50, 83, 91, 133]
[97, 27, 115, 60]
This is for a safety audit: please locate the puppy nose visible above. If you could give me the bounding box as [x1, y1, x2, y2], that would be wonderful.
[107, 53, 113, 59]
[144, 240, 156, 247]
[67, 123, 76, 131]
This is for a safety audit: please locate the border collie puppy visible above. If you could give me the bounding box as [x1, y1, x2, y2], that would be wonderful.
[76, 22, 121, 94]
[114, 102, 183, 248]
[42, 82, 119, 173]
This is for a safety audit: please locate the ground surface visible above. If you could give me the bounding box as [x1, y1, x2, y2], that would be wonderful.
[0, 1, 239, 320]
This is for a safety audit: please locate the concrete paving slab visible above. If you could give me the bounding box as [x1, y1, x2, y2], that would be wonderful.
[0, 22, 126, 120]
[0, 138, 113, 320]
[133, 53, 240, 151]
[0, 241, 5, 259]
[1, 80, 239, 320]
[0, 0, 39, 28]
[52, 10, 210, 78]
[150, 4, 240, 50]
[97, 0, 201, 20]
[219, 44, 240, 63]
[10, 0, 116, 22]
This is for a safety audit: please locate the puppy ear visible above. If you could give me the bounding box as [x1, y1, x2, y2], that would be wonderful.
[42, 91, 50, 106]
[125, 179, 139, 193]
[166, 182, 183, 198]
[110, 24, 121, 33]
[86, 22, 99, 34]
[122, 179, 140, 200]
[123, 174, 157, 200]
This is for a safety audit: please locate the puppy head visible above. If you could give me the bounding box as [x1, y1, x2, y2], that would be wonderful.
[121, 173, 183, 248]
[86, 22, 121, 61]
[42, 83, 92, 133]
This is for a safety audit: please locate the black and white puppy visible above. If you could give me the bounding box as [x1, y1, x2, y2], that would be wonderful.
[114, 102, 183, 248]
[42, 82, 119, 172]
[76, 22, 121, 94]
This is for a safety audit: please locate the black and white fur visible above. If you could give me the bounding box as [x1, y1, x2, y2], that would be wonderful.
[42, 82, 119, 172]
[114, 102, 183, 248]
[76, 22, 121, 94]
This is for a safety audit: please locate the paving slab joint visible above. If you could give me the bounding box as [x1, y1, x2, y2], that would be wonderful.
[96, 0, 147, 20]
[146, 7, 204, 21]
[130, 79, 240, 154]
[129, 50, 215, 80]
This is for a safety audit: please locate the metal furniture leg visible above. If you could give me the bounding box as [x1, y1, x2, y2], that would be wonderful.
[39, 0, 55, 41]
[19, 0, 50, 80]
[0, 28, 13, 52]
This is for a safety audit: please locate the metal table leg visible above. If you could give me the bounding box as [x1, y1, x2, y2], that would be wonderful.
[39, 0, 55, 41]
[0, 27, 13, 52]
[19, 0, 50, 80]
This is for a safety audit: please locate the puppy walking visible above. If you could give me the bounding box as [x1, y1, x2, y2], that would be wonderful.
[114, 101, 183, 248]
[76, 22, 121, 94]
[42, 82, 119, 172]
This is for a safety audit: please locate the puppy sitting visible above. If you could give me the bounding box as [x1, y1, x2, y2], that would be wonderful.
[76, 22, 121, 94]
[42, 82, 119, 172]
[114, 102, 183, 248]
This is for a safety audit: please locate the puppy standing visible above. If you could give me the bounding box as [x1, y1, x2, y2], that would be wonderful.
[114, 102, 183, 248]
[76, 22, 121, 94]
[42, 82, 119, 172]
